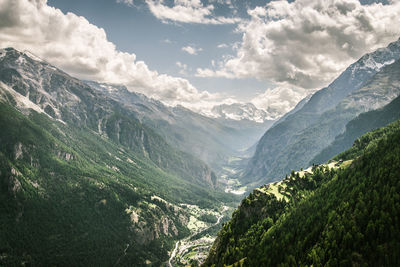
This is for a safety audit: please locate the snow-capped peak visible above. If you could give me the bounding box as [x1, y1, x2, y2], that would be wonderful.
[211, 102, 276, 123]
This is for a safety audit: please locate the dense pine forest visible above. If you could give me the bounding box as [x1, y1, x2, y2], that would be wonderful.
[205, 120, 400, 266]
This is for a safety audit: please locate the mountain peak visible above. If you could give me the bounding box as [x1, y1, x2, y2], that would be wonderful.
[211, 102, 276, 123]
[351, 38, 400, 75]
[242, 38, 400, 183]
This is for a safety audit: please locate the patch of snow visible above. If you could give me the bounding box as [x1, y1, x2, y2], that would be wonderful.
[211, 102, 272, 122]
[103, 85, 118, 92]
[360, 54, 395, 71]
[23, 50, 44, 63]
[15, 55, 27, 66]
[0, 81, 46, 115]
[0, 49, 6, 60]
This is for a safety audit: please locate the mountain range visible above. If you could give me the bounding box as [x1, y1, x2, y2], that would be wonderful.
[2, 36, 400, 266]
[84, 81, 272, 173]
[210, 102, 277, 122]
[242, 37, 400, 184]
[0, 47, 241, 265]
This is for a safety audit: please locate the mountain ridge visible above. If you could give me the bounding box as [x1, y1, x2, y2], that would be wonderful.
[243, 38, 400, 183]
[312, 93, 400, 164]
[0, 47, 220, 188]
[0, 48, 240, 266]
[86, 80, 272, 172]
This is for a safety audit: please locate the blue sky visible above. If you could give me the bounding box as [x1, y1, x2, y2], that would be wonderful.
[0, 0, 397, 117]
[47, 0, 272, 100]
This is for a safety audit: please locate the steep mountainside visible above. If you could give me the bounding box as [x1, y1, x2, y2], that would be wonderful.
[0, 47, 216, 188]
[243, 38, 400, 183]
[0, 48, 241, 265]
[0, 101, 236, 266]
[205, 120, 400, 266]
[86, 81, 272, 172]
[312, 93, 400, 164]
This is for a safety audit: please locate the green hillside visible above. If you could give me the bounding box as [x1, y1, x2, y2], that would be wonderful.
[0, 47, 217, 189]
[0, 102, 236, 266]
[205, 120, 400, 266]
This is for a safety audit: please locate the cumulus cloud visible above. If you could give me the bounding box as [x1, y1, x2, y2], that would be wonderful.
[182, 45, 202, 55]
[198, 0, 400, 90]
[145, 0, 240, 24]
[0, 0, 218, 108]
[251, 86, 308, 117]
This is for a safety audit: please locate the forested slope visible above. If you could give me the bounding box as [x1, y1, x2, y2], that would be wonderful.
[205, 120, 400, 266]
[0, 101, 235, 266]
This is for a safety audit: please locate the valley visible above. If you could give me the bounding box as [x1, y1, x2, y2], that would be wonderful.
[1, 2, 400, 265]
[0, 47, 260, 266]
[168, 205, 230, 266]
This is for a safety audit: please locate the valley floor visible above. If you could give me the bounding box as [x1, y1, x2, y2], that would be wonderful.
[167, 205, 232, 266]
[167, 159, 246, 266]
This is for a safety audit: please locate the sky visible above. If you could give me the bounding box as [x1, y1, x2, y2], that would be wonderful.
[0, 0, 399, 117]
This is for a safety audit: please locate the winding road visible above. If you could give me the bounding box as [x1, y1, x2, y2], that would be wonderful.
[168, 207, 228, 267]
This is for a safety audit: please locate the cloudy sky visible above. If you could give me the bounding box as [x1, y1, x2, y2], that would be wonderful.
[0, 0, 399, 117]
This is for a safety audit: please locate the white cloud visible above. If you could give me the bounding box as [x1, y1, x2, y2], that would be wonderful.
[251, 85, 307, 117]
[217, 43, 229, 48]
[198, 0, 400, 90]
[0, 0, 220, 109]
[176, 61, 190, 75]
[145, 0, 240, 24]
[182, 45, 202, 55]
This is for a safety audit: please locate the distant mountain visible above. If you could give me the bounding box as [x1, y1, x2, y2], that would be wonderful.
[211, 102, 277, 122]
[205, 119, 400, 266]
[273, 93, 312, 126]
[86, 81, 272, 172]
[242, 38, 400, 184]
[312, 93, 400, 164]
[0, 47, 241, 265]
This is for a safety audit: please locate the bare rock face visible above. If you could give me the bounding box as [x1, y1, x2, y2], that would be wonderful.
[125, 199, 186, 245]
[9, 167, 22, 197]
[14, 142, 23, 160]
[160, 216, 178, 236]
[55, 150, 74, 161]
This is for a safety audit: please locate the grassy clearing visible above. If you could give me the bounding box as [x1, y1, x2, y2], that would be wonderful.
[255, 182, 287, 201]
